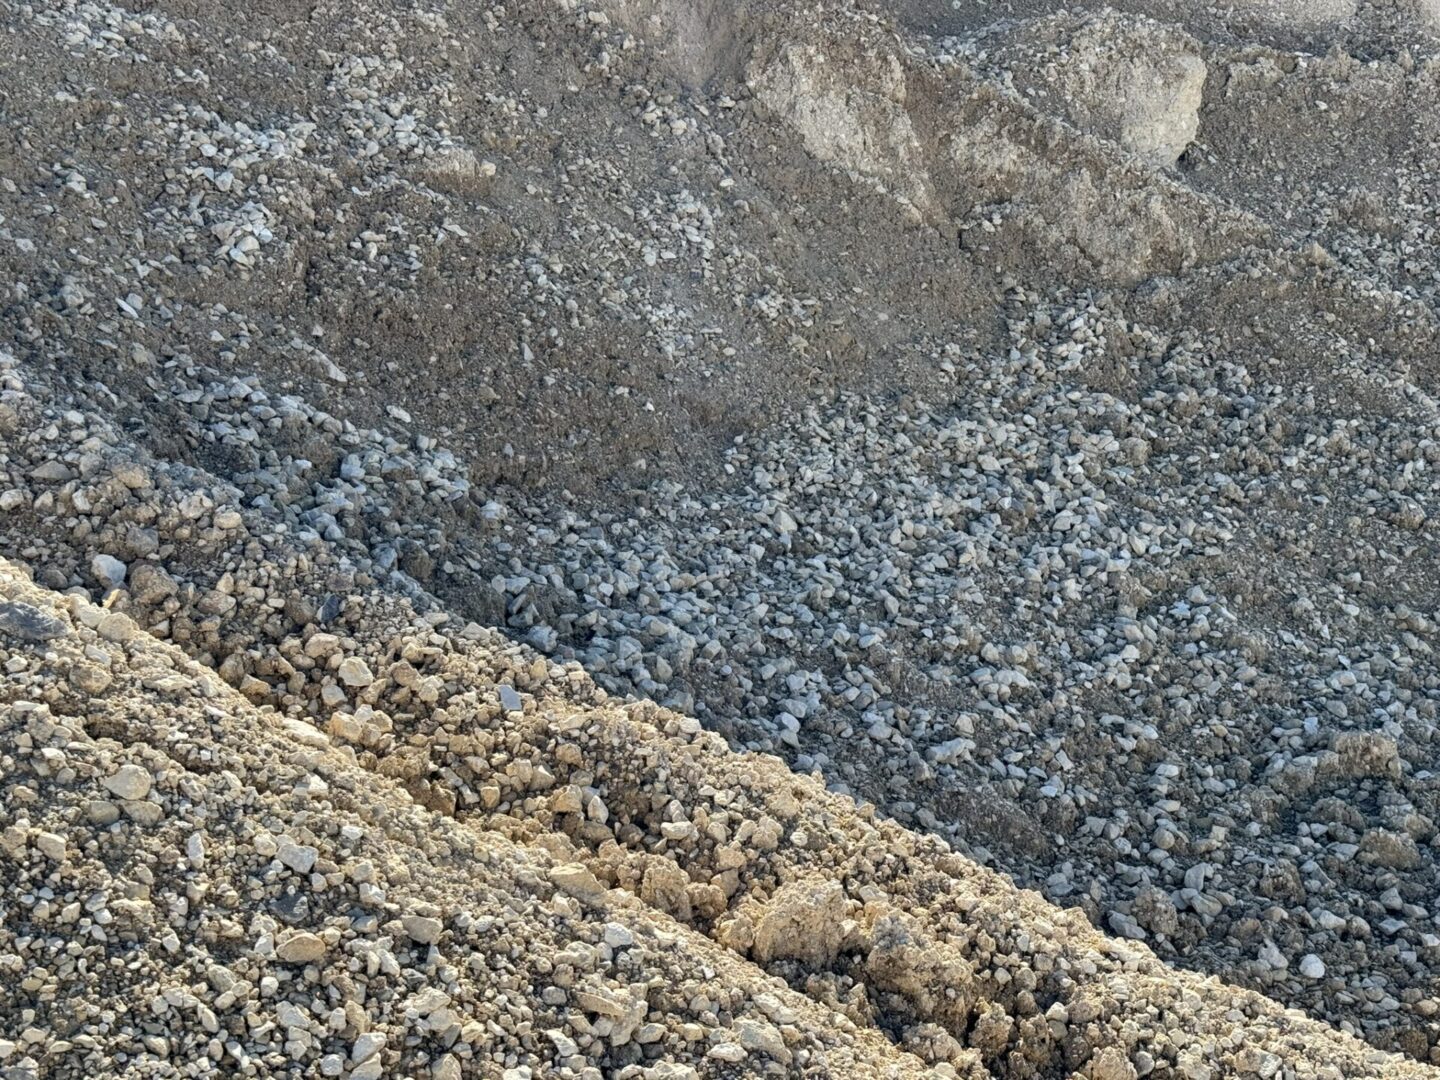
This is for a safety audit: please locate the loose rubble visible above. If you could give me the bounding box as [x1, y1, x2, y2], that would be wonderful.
[5, 0, 1440, 1075]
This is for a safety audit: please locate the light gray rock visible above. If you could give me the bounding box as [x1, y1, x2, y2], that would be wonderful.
[103, 764, 152, 801]
[91, 553, 128, 588]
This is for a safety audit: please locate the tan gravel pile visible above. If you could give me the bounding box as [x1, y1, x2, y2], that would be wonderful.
[0, 561, 937, 1080]
[5, 557, 1438, 1080]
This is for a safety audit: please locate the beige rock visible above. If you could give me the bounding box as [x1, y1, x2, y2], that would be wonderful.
[97, 612, 138, 643]
[1089, 1046, 1139, 1080]
[69, 664, 113, 695]
[735, 1017, 789, 1062]
[275, 931, 327, 963]
[640, 859, 692, 922]
[1333, 730, 1402, 779]
[865, 912, 976, 1029]
[1361, 828, 1420, 869]
[751, 878, 847, 967]
[338, 657, 374, 687]
[402, 914, 444, 944]
[550, 863, 605, 902]
[86, 800, 121, 825]
[277, 840, 319, 874]
[305, 633, 341, 659]
[103, 764, 152, 801]
[33, 830, 66, 862]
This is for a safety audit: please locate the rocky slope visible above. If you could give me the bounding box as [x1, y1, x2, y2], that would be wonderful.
[0, 440, 1434, 1080]
[6, 0, 1440, 1076]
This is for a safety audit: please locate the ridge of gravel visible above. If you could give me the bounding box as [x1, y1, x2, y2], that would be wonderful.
[3, 502, 1437, 1079]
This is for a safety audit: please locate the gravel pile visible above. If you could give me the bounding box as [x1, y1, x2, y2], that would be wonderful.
[465, 290, 1440, 1057]
[0, 562, 943, 1080]
[7, 0, 1440, 1075]
[3, 397, 1437, 1080]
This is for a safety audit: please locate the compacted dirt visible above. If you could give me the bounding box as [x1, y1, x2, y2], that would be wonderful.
[7, 0, 1440, 1077]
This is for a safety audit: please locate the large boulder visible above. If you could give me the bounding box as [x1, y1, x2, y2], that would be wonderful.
[606, 0, 755, 88]
[1224, 0, 1357, 27]
[750, 878, 849, 968]
[750, 38, 936, 220]
[995, 12, 1207, 168]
